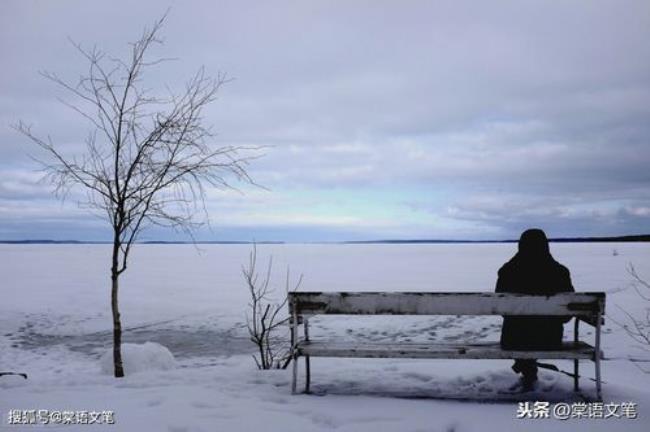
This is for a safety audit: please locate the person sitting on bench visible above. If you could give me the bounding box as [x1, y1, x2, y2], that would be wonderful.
[495, 228, 575, 390]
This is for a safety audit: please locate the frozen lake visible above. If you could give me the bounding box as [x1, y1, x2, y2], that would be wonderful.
[1, 242, 649, 359]
[2, 243, 650, 431]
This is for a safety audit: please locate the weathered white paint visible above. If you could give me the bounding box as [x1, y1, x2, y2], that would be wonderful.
[289, 292, 604, 319]
[297, 341, 597, 360]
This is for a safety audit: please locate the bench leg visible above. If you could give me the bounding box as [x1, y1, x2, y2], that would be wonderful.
[595, 310, 603, 401]
[292, 353, 298, 394]
[305, 355, 311, 393]
[595, 356, 602, 401]
[573, 318, 580, 392]
[291, 310, 299, 394]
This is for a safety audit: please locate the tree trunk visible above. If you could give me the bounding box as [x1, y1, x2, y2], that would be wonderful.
[111, 273, 124, 377]
[111, 242, 124, 377]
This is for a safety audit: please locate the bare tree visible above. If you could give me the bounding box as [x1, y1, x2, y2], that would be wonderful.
[15, 15, 256, 377]
[242, 245, 302, 369]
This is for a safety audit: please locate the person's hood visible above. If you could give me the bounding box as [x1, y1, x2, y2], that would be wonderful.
[517, 228, 551, 260]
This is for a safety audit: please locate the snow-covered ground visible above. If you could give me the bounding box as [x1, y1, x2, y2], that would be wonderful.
[1, 242, 649, 431]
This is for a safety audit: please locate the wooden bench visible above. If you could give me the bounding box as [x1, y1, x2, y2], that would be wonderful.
[288, 292, 606, 399]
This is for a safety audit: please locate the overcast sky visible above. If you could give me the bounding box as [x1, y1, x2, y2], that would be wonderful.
[1, 0, 649, 241]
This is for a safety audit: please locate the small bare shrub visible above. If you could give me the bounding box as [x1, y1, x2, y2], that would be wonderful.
[618, 264, 650, 350]
[242, 245, 302, 369]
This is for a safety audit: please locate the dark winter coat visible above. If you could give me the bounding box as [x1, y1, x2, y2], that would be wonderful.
[495, 229, 575, 350]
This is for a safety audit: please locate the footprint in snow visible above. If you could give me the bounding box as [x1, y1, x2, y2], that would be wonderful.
[401, 372, 433, 382]
[145, 397, 165, 407]
[190, 401, 215, 409]
[310, 413, 340, 428]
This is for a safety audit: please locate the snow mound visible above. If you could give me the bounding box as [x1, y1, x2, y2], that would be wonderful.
[100, 342, 176, 375]
[0, 373, 29, 389]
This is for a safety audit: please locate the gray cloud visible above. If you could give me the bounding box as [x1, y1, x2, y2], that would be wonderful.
[1, 0, 649, 240]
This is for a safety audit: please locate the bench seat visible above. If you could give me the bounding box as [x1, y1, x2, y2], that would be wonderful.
[289, 291, 605, 399]
[297, 340, 597, 360]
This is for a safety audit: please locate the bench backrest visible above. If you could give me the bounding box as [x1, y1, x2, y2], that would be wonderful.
[288, 292, 605, 326]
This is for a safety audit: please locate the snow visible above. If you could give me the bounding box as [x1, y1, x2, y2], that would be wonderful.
[1, 242, 649, 431]
[99, 342, 176, 375]
[0, 374, 28, 390]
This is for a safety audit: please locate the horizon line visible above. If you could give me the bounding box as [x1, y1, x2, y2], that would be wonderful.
[1, 233, 649, 245]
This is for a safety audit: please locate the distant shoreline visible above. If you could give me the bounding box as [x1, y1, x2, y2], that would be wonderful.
[1, 234, 649, 245]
